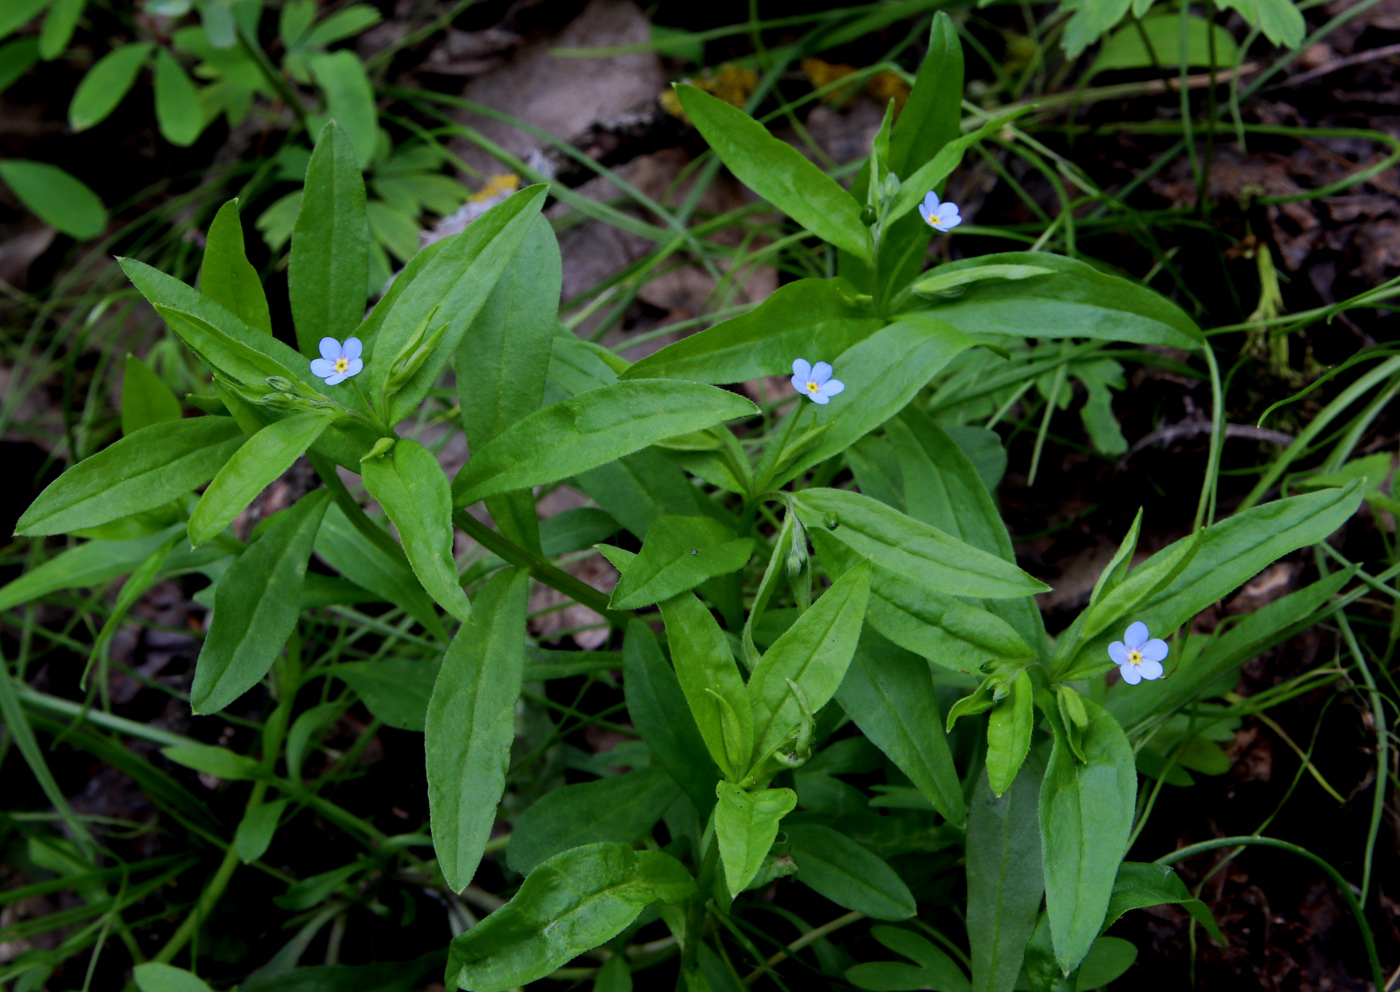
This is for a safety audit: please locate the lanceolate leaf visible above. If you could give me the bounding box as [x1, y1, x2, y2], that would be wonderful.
[121, 354, 182, 435]
[191, 490, 330, 714]
[452, 381, 757, 507]
[888, 11, 963, 176]
[446, 843, 694, 992]
[715, 781, 797, 897]
[0, 159, 108, 239]
[289, 121, 368, 355]
[360, 438, 472, 624]
[153, 48, 203, 147]
[17, 417, 244, 537]
[658, 593, 752, 780]
[425, 567, 530, 892]
[1040, 697, 1136, 973]
[201, 199, 272, 335]
[1102, 862, 1224, 944]
[69, 42, 153, 131]
[188, 412, 335, 546]
[985, 669, 1034, 797]
[785, 823, 916, 920]
[675, 85, 870, 261]
[610, 515, 753, 610]
[836, 631, 966, 825]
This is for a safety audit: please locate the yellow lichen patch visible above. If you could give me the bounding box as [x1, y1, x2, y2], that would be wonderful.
[801, 58, 861, 106]
[470, 174, 519, 203]
[661, 63, 761, 119]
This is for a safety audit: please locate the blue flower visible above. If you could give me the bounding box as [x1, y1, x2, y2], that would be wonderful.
[918, 191, 961, 232]
[1108, 621, 1168, 685]
[310, 337, 363, 385]
[791, 359, 845, 405]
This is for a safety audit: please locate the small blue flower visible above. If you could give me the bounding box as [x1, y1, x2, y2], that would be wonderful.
[1109, 621, 1168, 685]
[918, 191, 962, 232]
[791, 359, 845, 405]
[310, 337, 363, 385]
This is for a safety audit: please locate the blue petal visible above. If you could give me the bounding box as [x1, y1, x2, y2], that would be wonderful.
[1138, 659, 1164, 681]
[819, 378, 845, 397]
[1124, 621, 1149, 650]
[810, 361, 832, 385]
[342, 337, 363, 360]
[1108, 641, 1128, 664]
[1142, 639, 1169, 662]
[791, 375, 807, 395]
[324, 371, 348, 386]
[319, 337, 341, 362]
[310, 358, 335, 377]
[1120, 663, 1143, 685]
[345, 357, 363, 377]
[792, 358, 811, 380]
[922, 190, 940, 211]
[810, 391, 830, 404]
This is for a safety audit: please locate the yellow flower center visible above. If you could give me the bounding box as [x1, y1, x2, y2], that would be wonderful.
[1127, 650, 1143, 666]
[334, 358, 349, 373]
[806, 381, 820, 394]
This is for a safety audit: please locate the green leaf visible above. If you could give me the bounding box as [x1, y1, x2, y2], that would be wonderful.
[305, 5, 383, 48]
[289, 121, 368, 355]
[623, 620, 720, 814]
[189, 412, 333, 545]
[747, 560, 870, 768]
[68, 41, 152, 131]
[610, 515, 753, 610]
[446, 843, 694, 992]
[191, 490, 330, 713]
[791, 488, 1048, 600]
[911, 262, 1054, 298]
[1039, 697, 1136, 973]
[0, 525, 180, 612]
[366, 200, 421, 263]
[658, 593, 752, 780]
[361, 438, 472, 624]
[888, 12, 963, 175]
[121, 354, 182, 435]
[576, 450, 703, 540]
[911, 253, 1203, 349]
[161, 742, 265, 780]
[1102, 862, 1224, 944]
[966, 748, 1044, 992]
[38, 0, 83, 60]
[1060, 483, 1366, 678]
[0, 0, 48, 42]
[0, 38, 41, 93]
[17, 417, 244, 536]
[201, 198, 272, 335]
[775, 318, 982, 484]
[367, 186, 547, 425]
[329, 659, 437, 731]
[1075, 935, 1138, 989]
[986, 669, 1033, 797]
[306, 51, 377, 167]
[785, 823, 916, 920]
[133, 963, 217, 992]
[890, 110, 1034, 225]
[425, 568, 530, 892]
[1090, 14, 1240, 76]
[1216, 0, 1305, 48]
[621, 278, 881, 384]
[153, 48, 203, 146]
[714, 781, 797, 897]
[847, 925, 970, 992]
[508, 766, 681, 876]
[0, 159, 107, 239]
[452, 380, 757, 507]
[675, 84, 870, 260]
[235, 798, 288, 864]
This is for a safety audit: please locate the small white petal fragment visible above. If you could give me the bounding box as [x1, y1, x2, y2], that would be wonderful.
[310, 336, 364, 386]
[1110, 620, 1167, 685]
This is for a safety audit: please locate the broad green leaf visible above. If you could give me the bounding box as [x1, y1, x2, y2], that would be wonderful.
[68, 41, 152, 131]
[329, 659, 437, 731]
[747, 560, 870, 768]
[1060, 483, 1365, 678]
[425, 568, 530, 892]
[911, 253, 1203, 349]
[1102, 862, 1223, 943]
[452, 380, 757, 507]
[366, 186, 547, 425]
[38, 0, 83, 60]
[0, 0, 48, 42]
[846, 925, 970, 992]
[201, 198, 272, 334]
[17, 417, 243, 536]
[776, 318, 982, 484]
[1090, 14, 1240, 76]
[714, 781, 797, 897]
[508, 766, 681, 876]
[888, 11, 963, 175]
[967, 748, 1044, 992]
[313, 499, 447, 639]
[121, 353, 182, 435]
[360, 439, 471, 623]
[623, 621, 719, 814]
[133, 963, 216, 992]
[658, 593, 751, 780]
[445, 843, 694, 991]
[153, 48, 203, 146]
[837, 631, 966, 825]
[621, 279, 881, 384]
[1217, 0, 1304, 48]
[457, 214, 559, 448]
[785, 823, 915, 920]
[0, 526, 181, 612]
[986, 669, 1033, 797]
[189, 412, 334, 546]
[366, 199, 420, 262]
[161, 742, 264, 780]
[792, 488, 1048, 600]
[610, 515, 753, 610]
[1075, 935, 1138, 988]
[911, 262, 1053, 298]
[1040, 697, 1136, 973]
[0, 159, 107, 239]
[593, 955, 632, 992]
[191, 491, 330, 713]
[305, 50, 377, 167]
[235, 798, 288, 864]
[289, 121, 368, 355]
[576, 450, 701, 540]
[0, 38, 41, 93]
[675, 85, 870, 260]
[305, 4, 383, 47]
